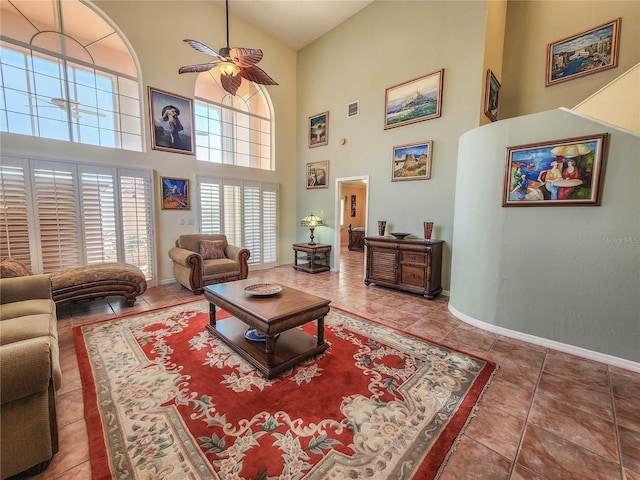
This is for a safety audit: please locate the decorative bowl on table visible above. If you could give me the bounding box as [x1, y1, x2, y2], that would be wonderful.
[390, 232, 410, 240]
[244, 283, 283, 296]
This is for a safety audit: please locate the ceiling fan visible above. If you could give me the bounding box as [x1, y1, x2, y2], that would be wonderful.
[178, 0, 278, 96]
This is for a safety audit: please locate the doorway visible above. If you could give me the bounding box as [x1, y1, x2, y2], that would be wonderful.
[333, 175, 369, 273]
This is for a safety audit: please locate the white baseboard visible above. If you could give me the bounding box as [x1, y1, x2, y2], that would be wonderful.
[448, 304, 640, 373]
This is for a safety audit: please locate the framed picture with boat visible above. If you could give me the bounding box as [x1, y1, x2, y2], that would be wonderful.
[502, 133, 608, 207]
[546, 18, 621, 86]
[384, 69, 444, 129]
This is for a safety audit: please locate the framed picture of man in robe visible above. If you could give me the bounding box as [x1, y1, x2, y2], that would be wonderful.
[148, 87, 194, 155]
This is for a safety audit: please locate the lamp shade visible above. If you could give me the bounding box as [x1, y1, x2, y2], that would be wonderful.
[300, 213, 326, 228]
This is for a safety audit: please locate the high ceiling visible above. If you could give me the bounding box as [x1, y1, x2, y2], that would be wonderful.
[217, 0, 374, 51]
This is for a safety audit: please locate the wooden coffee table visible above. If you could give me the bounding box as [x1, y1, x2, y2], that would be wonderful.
[203, 279, 331, 379]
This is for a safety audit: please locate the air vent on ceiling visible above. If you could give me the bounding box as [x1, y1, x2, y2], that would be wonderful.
[347, 100, 359, 118]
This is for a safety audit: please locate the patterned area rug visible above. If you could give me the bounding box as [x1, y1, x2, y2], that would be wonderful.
[74, 300, 496, 479]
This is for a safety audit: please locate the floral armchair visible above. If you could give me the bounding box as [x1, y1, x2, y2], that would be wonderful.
[168, 234, 250, 294]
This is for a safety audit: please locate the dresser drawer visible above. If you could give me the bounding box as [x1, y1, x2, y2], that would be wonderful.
[400, 252, 427, 264]
[400, 265, 425, 287]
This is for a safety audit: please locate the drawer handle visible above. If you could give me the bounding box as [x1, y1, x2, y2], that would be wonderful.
[411, 255, 416, 260]
[410, 273, 415, 279]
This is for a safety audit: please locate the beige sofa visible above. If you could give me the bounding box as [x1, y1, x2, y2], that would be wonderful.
[168, 234, 250, 294]
[0, 275, 62, 479]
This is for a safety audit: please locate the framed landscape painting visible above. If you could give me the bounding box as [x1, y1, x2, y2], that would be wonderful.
[484, 69, 500, 122]
[384, 69, 443, 129]
[149, 87, 194, 155]
[546, 18, 621, 86]
[309, 111, 329, 148]
[306, 161, 329, 189]
[392, 141, 433, 182]
[161, 177, 190, 210]
[503, 133, 608, 207]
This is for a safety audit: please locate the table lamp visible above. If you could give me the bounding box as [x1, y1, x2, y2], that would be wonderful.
[300, 213, 326, 245]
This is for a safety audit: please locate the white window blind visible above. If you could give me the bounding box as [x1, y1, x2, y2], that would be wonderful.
[120, 173, 154, 279]
[0, 161, 33, 269]
[197, 176, 278, 268]
[80, 168, 118, 264]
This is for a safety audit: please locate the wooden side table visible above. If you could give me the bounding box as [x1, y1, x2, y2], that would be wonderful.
[292, 243, 331, 273]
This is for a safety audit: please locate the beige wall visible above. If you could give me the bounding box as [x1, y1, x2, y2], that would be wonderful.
[480, 0, 507, 125]
[340, 184, 367, 244]
[501, 1, 640, 118]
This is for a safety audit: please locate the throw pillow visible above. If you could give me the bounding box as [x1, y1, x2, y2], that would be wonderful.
[199, 240, 226, 260]
[0, 257, 33, 278]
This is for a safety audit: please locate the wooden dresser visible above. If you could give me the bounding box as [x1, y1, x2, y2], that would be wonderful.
[364, 236, 443, 298]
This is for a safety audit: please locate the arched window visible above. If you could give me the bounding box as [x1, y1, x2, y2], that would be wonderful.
[0, 0, 142, 151]
[194, 71, 273, 170]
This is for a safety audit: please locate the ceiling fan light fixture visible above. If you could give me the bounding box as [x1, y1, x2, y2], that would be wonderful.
[219, 61, 240, 76]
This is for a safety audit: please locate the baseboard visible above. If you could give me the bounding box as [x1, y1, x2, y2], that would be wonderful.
[448, 304, 640, 373]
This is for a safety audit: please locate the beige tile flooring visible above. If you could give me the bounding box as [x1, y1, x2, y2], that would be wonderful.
[22, 247, 640, 479]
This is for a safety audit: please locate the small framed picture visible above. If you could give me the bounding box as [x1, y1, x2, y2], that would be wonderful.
[384, 69, 444, 129]
[306, 161, 329, 189]
[484, 69, 500, 122]
[546, 18, 621, 86]
[148, 87, 194, 155]
[503, 133, 608, 207]
[309, 111, 329, 148]
[161, 177, 190, 210]
[392, 141, 433, 182]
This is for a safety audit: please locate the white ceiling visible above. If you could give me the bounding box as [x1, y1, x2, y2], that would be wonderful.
[217, 0, 374, 51]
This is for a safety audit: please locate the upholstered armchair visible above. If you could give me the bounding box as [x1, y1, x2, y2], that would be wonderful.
[168, 234, 250, 294]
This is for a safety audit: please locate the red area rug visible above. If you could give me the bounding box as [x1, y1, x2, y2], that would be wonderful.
[74, 300, 496, 479]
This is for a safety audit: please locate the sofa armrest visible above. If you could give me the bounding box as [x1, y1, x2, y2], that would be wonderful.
[168, 247, 201, 268]
[0, 337, 52, 405]
[0, 275, 52, 305]
[225, 245, 250, 280]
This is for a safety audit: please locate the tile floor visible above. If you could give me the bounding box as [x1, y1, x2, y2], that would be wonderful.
[20, 247, 640, 479]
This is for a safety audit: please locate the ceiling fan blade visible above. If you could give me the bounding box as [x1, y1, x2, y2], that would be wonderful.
[238, 65, 278, 86]
[183, 39, 225, 60]
[178, 62, 220, 74]
[228, 47, 263, 68]
[221, 74, 242, 95]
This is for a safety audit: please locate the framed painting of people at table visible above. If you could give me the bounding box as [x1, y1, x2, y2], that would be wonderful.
[306, 161, 329, 189]
[546, 18, 621, 87]
[308, 111, 329, 148]
[384, 69, 443, 129]
[502, 133, 608, 207]
[148, 87, 194, 155]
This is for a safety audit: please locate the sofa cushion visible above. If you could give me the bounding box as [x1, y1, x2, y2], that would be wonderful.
[0, 314, 58, 347]
[199, 240, 226, 260]
[202, 258, 239, 275]
[0, 299, 55, 322]
[0, 258, 32, 278]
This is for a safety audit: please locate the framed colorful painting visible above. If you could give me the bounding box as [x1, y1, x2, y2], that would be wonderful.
[502, 133, 608, 207]
[392, 141, 433, 182]
[384, 69, 444, 129]
[161, 177, 190, 210]
[148, 87, 194, 155]
[484, 69, 500, 122]
[308, 111, 329, 148]
[306, 161, 329, 189]
[546, 18, 621, 86]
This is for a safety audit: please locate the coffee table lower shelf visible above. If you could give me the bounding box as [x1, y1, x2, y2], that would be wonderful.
[206, 317, 329, 379]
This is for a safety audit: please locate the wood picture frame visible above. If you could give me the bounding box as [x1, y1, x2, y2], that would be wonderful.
[546, 18, 621, 86]
[148, 87, 194, 155]
[306, 161, 329, 189]
[503, 133, 608, 207]
[384, 69, 444, 129]
[392, 141, 433, 182]
[161, 176, 190, 210]
[308, 111, 329, 148]
[484, 69, 500, 122]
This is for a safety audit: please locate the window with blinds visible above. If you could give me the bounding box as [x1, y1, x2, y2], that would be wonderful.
[197, 176, 278, 268]
[0, 156, 155, 281]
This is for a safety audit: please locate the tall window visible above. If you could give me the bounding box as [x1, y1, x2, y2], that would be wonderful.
[194, 71, 273, 169]
[0, 156, 155, 280]
[196, 176, 278, 268]
[0, 0, 142, 151]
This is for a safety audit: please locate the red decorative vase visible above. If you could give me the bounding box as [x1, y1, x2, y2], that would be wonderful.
[378, 221, 387, 236]
[423, 222, 434, 240]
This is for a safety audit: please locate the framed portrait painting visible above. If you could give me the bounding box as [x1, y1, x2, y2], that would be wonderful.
[161, 177, 190, 210]
[392, 141, 433, 182]
[309, 111, 329, 148]
[384, 69, 444, 129]
[503, 133, 608, 207]
[148, 87, 194, 155]
[484, 69, 500, 122]
[546, 18, 621, 86]
[306, 161, 329, 189]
